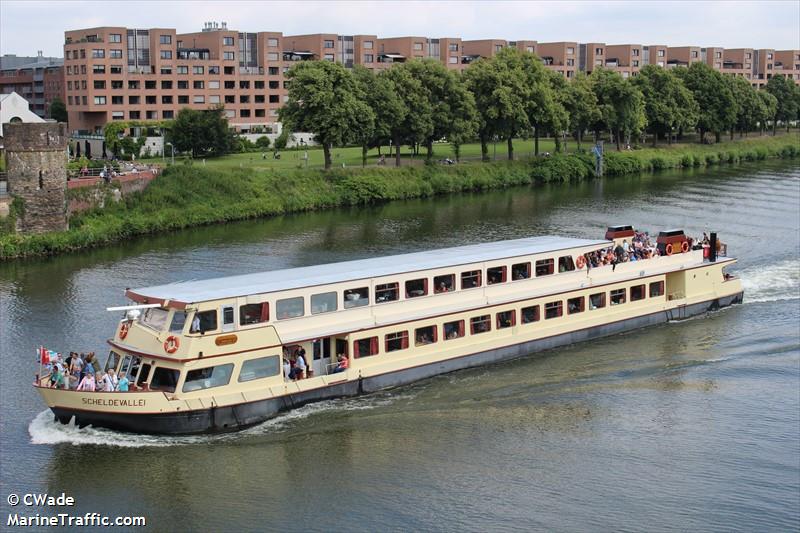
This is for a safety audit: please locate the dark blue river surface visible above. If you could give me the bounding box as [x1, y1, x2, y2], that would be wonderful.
[1, 160, 798, 532]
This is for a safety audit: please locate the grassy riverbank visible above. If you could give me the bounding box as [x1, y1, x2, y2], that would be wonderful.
[1, 135, 798, 260]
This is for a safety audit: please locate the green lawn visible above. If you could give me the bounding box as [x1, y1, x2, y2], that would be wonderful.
[140, 132, 796, 173]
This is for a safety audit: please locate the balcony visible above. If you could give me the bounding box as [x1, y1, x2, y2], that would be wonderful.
[377, 53, 406, 64]
[177, 48, 211, 60]
[461, 54, 481, 64]
[282, 51, 316, 61]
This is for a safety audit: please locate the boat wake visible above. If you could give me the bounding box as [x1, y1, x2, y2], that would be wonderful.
[739, 258, 800, 304]
[28, 391, 411, 447]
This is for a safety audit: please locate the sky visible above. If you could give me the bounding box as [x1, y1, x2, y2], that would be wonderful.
[1, 0, 798, 57]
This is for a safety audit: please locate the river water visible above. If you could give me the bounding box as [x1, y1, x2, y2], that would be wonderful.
[1, 161, 798, 532]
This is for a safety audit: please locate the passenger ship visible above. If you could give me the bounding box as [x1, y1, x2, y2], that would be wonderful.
[35, 229, 743, 435]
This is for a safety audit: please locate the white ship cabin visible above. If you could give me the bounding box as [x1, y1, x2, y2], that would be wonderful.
[118, 236, 612, 378]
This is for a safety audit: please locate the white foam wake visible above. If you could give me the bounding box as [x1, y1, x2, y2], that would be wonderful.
[28, 392, 410, 447]
[739, 258, 800, 304]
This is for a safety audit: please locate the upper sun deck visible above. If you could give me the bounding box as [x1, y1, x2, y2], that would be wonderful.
[127, 236, 608, 306]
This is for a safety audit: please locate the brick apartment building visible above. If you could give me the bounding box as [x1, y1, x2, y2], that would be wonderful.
[61, 23, 800, 135]
[0, 53, 65, 119]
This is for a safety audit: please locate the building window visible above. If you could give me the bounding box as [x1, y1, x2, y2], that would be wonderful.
[194, 80, 204, 89]
[558, 256, 575, 273]
[129, 95, 140, 104]
[177, 65, 188, 74]
[487, 266, 507, 284]
[110, 92, 123, 102]
[449, 43, 458, 51]
[633, 60, 639, 67]
[746, 52, 752, 59]
[160, 50, 172, 59]
[193, 95, 205, 104]
[405, 278, 428, 298]
[254, 80, 265, 89]
[268, 66, 279, 75]
[566, 58, 575, 66]
[649, 281, 665, 297]
[93, 80, 105, 89]
[223, 36, 234, 46]
[567, 296, 584, 314]
[344, 287, 369, 308]
[109, 33, 121, 43]
[93, 96, 106, 105]
[238, 356, 279, 382]
[208, 80, 220, 89]
[521, 305, 540, 324]
[276, 296, 304, 319]
[67, 96, 73, 105]
[324, 54, 334, 61]
[225, 66, 235, 75]
[254, 94, 265, 103]
[178, 80, 188, 89]
[209, 66, 220, 74]
[239, 80, 250, 89]
[193, 66, 204, 74]
[658, 50, 666, 57]
[354, 337, 379, 358]
[160, 80, 172, 89]
[610, 288, 626, 305]
[595, 48, 603, 55]
[145, 80, 156, 89]
[224, 80, 235, 89]
[526, 46, 534, 53]
[414, 43, 423, 51]
[633, 48, 640, 56]
[110, 49, 122, 59]
[630, 284, 646, 301]
[67, 81, 73, 90]
[767, 53, 773, 60]
[375, 282, 399, 303]
[470, 315, 491, 334]
[178, 95, 189, 104]
[160, 35, 172, 44]
[182, 363, 233, 393]
[415, 325, 437, 345]
[364, 40, 373, 49]
[92, 49, 105, 58]
[544, 301, 563, 319]
[443, 320, 465, 340]
[240, 109, 250, 118]
[567, 47, 575, 54]
[223, 51, 235, 60]
[536, 259, 554, 276]
[364, 54, 374, 63]
[161, 95, 173, 104]
[589, 292, 606, 309]
[268, 38, 279, 47]
[93, 65, 105, 73]
[691, 51, 698, 58]
[129, 110, 140, 119]
[267, 52, 279, 61]
[209, 95, 220, 104]
[595, 59, 603, 66]
[496, 310, 516, 329]
[324, 40, 334, 48]
[461, 270, 481, 289]
[224, 95, 235, 103]
[240, 302, 269, 325]
[268, 80, 279, 89]
[146, 95, 156, 104]
[111, 111, 124, 119]
[385, 331, 409, 352]
[433, 274, 455, 293]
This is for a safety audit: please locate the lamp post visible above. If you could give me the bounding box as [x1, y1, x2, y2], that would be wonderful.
[165, 142, 175, 165]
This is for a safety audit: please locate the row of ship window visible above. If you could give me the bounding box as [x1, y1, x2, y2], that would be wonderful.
[351, 281, 666, 357]
[106, 351, 280, 394]
[188, 257, 581, 331]
[177, 280, 667, 385]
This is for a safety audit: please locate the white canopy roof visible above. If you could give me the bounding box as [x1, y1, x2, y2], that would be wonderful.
[129, 236, 608, 305]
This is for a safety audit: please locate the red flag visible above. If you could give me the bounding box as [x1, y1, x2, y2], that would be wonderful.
[39, 346, 49, 365]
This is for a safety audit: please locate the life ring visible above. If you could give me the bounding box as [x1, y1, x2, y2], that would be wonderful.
[575, 255, 586, 269]
[164, 335, 180, 354]
[681, 241, 690, 253]
[665, 243, 674, 256]
[119, 321, 130, 340]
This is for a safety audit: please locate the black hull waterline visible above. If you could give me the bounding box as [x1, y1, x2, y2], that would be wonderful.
[51, 292, 744, 435]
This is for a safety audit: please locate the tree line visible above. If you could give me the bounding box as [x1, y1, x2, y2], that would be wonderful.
[278, 48, 800, 168]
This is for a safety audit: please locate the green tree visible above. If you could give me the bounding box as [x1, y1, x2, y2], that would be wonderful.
[563, 72, 600, 150]
[464, 49, 530, 160]
[352, 66, 404, 166]
[675, 63, 737, 142]
[383, 65, 433, 166]
[632, 65, 698, 146]
[590, 68, 647, 150]
[48, 97, 67, 123]
[726, 76, 763, 138]
[757, 90, 778, 135]
[254, 136, 271, 149]
[402, 59, 478, 161]
[279, 61, 374, 169]
[765, 75, 800, 133]
[169, 106, 234, 157]
[538, 69, 569, 154]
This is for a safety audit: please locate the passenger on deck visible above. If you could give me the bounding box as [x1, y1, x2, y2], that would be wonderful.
[332, 354, 349, 373]
[102, 369, 118, 392]
[290, 350, 307, 380]
[190, 314, 202, 334]
[50, 366, 66, 389]
[283, 358, 291, 380]
[116, 373, 130, 392]
[76, 372, 96, 391]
